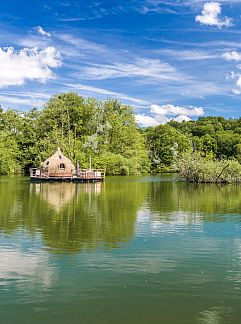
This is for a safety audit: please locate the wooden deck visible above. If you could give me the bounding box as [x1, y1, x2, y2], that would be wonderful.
[30, 168, 105, 183]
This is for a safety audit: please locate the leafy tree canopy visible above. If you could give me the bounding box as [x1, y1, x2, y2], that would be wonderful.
[0, 93, 149, 175]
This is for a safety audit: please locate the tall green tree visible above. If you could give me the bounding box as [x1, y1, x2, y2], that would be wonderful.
[145, 124, 190, 172]
[0, 93, 150, 175]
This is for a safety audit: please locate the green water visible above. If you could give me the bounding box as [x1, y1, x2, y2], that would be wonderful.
[0, 175, 241, 324]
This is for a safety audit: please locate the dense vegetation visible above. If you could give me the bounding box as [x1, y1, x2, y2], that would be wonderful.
[2, 93, 241, 177]
[174, 152, 241, 183]
[145, 116, 241, 182]
[0, 93, 149, 175]
[145, 116, 241, 173]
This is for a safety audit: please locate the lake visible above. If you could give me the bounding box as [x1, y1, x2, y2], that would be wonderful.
[0, 175, 241, 323]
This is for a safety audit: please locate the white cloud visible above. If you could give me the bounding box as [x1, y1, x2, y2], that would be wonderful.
[167, 49, 218, 60]
[135, 113, 192, 127]
[224, 52, 241, 94]
[150, 104, 204, 116]
[235, 76, 241, 88]
[18, 37, 51, 49]
[35, 26, 51, 37]
[233, 75, 241, 94]
[226, 71, 241, 95]
[226, 71, 236, 80]
[56, 33, 106, 52]
[66, 83, 149, 105]
[0, 47, 61, 88]
[223, 51, 241, 61]
[136, 104, 204, 127]
[174, 115, 192, 122]
[136, 1, 178, 15]
[232, 88, 241, 95]
[135, 114, 160, 127]
[0, 91, 51, 107]
[79, 58, 181, 81]
[0, 95, 44, 107]
[195, 2, 232, 28]
[226, 67, 241, 95]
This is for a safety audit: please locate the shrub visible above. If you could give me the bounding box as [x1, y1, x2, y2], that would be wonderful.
[174, 152, 241, 183]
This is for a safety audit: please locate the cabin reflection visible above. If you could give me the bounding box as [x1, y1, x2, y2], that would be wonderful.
[30, 182, 103, 212]
[32, 183, 74, 212]
[28, 180, 147, 252]
[1, 179, 147, 252]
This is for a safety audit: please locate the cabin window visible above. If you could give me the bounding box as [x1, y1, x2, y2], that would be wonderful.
[59, 155, 62, 159]
[59, 163, 65, 169]
[46, 161, 49, 165]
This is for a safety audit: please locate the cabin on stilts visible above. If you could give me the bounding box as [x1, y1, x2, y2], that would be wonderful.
[30, 147, 105, 182]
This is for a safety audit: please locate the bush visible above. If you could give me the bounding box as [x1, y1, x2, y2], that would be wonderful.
[92, 153, 129, 175]
[174, 152, 241, 183]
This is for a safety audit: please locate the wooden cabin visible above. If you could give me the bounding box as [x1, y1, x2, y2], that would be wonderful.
[30, 148, 105, 182]
[40, 147, 75, 178]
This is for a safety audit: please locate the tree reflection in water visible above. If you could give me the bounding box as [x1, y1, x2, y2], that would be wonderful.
[147, 181, 241, 222]
[3, 176, 241, 253]
[0, 178, 148, 252]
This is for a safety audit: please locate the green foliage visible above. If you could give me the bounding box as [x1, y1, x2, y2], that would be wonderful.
[147, 116, 241, 173]
[174, 152, 241, 183]
[3, 96, 241, 177]
[93, 152, 149, 175]
[0, 93, 149, 175]
[0, 132, 20, 174]
[145, 124, 190, 172]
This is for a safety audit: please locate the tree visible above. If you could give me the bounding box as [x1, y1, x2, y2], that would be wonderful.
[0, 93, 150, 175]
[146, 125, 190, 172]
[0, 131, 20, 174]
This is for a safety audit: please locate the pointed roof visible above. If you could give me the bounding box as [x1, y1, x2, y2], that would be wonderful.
[41, 148, 75, 171]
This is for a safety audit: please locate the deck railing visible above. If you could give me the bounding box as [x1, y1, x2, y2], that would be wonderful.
[76, 169, 105, 179]
[30, 168, 105, 180]
[30, 168, 42, 178]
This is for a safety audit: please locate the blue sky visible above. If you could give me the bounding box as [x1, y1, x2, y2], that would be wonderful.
[1, 0, 241, 126]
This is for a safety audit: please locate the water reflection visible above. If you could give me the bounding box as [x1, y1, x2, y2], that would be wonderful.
[31, 182, 103, 212]
[2, 178, 241, 251]
[0, 178, 148, 252]
[0, 247, 55, 291]
[1, 176, 241, 323]
[31, 183, 75, 212]
[198, 307, 232, 324]
[147, 181, 241, 222]
[2, 178, 241, 252]
[227, 238, 241, 290]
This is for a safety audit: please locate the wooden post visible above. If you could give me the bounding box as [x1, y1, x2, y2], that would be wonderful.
[89, 156, 92, 170]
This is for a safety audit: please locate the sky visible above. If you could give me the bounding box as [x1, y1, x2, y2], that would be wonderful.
[1, 0, 241, 126]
